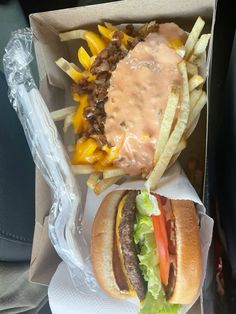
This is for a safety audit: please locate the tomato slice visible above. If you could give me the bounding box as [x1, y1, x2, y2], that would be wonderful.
[152, 194, 170, 286]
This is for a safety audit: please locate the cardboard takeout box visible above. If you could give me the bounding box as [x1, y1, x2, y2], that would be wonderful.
[29, 0, 215, 310]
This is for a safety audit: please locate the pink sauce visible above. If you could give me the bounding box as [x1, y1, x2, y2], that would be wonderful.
[104, 23, 186, 176]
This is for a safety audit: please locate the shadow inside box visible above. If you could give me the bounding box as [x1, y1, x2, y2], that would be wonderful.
[19, 0, 120, 23]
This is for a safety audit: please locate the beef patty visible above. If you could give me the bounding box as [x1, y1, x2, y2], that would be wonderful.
[119, 191, 147, 301]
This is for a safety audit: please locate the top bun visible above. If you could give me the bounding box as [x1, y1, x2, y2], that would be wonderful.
[168, 199, 202, 304]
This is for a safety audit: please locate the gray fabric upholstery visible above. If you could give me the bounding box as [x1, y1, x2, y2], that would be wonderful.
[0, 0, 26, 72]
[0, 262, 48, 313]
[0, 70, 35, 262]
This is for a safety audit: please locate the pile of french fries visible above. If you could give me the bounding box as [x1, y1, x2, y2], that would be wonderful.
[51, 17, 210, 194]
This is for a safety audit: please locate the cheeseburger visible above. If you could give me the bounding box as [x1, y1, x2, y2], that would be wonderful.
[91, 190, 202, 313]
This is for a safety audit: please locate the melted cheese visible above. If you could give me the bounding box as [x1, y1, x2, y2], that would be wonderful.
[116, 194, 137, 296]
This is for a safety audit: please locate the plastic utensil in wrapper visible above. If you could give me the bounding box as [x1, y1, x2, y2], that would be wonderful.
[3, 29, 213, 313]
[2, 28, 95, 288]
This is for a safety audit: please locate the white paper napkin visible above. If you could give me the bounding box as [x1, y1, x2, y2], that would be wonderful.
[48, 261, 139, 314]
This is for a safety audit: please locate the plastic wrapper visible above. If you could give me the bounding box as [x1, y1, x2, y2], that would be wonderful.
[3, 28, 213, 313]
[2, 28, 93, 286]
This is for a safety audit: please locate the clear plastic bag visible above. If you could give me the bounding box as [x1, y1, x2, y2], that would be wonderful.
[3, 28, 97, 289]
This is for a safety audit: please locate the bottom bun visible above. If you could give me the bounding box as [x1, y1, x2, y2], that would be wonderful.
[168, 200, 202, 304]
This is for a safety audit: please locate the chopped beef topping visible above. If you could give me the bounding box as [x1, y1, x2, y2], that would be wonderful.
[125, 24, 136, 37]
[73, 22, 159, 145]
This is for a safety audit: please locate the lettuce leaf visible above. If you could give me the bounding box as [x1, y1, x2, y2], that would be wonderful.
[134, 214, 154, 244]
[134, 214, 162, 300]
[140, 292, 180, 314]
[134, 204, 180, 314]
[136, 190, 160, 216]
[138, 232, 161, 299]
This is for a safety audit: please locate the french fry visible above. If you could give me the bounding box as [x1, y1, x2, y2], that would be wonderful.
[71, 138, 98, 164]
[104, 22, 117, 31]
[59, 29, 106, 55]
[72, 164, 94, 174]
[168, 153, 180, 168]
[187, 91, 207, 129]
[94, 176, 123, 195]
[190, 89, 202, 110]
[185, 113, 200, 139]
[51, 106, 76, 122]
[78, 46, 92, 70]
[188, 74, 204, 92]
[59, 29, 86, 41]
[146, 61, 189, 190]
[56, 57, 85, 83]
[73, 93, 80, 102]
[70, 62, 82, 72]
[72, 94, 88, 134]
[154, 87, 180, 163]
[169, 139, 187, 168]
[191, 34, 211, 58]
[103, 168, 126, 179]
[98, 24, 114, 40]
[190, 53, 206, 68]
[98, 24, 133, 46]
[63, 113, 73, 133]
[87, 172, 101, 190]
[175, 139, 187, 155]
[83, 31, 106, 55]
[185, 16, 205, 58]
[186, 61, 198, 76]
